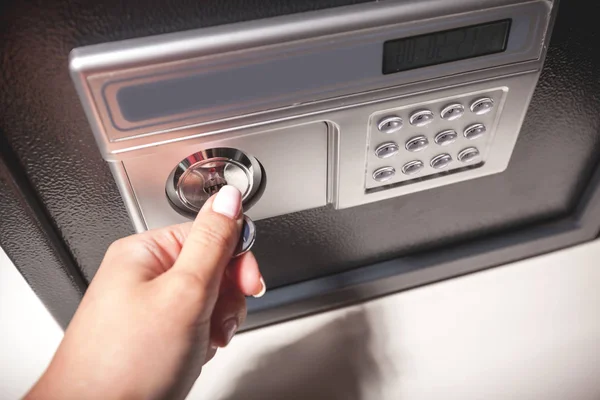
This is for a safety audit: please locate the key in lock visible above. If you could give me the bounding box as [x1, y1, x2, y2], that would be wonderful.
[169, 150, 263, 257]
[177, 164, 256, 257]
[177, 160, 248, 210]
[203, 169, 228, 195]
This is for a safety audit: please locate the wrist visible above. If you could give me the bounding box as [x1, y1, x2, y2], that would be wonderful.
[26, 357, 142, 400]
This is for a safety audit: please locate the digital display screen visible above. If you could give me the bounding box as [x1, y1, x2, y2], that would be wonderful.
[383, 20, 511, 75]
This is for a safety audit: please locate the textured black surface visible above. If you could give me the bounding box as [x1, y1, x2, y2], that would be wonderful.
[0, 135, 86, 329]
[1, 0, 600, 306]
[0, 0, 372, 285]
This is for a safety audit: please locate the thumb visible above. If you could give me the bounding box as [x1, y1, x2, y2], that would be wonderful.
[169, 185, 243, 306]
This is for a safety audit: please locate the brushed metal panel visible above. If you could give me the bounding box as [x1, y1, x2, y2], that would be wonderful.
[124, 123, 329, 227]
[70, 0, 550, 146]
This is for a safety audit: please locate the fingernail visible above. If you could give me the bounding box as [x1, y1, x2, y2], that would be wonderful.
[222, 318, 238, 346]
[212, 185, 241, 219]
[253, 277, 267, 298]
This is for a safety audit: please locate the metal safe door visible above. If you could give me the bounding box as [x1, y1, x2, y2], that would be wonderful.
[3, 0, 600, 329]
[71, 0, 551, 227]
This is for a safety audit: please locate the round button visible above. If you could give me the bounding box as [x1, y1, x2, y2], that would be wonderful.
[464, 123, 487, 140]
[377, 116, 403, 134]
[440, 103, 465, 121]
[374, 141, 400, 159]
[372, 166, 396, 182]
[458, 147, 481, 164]
[430, 153, 452, 169]
[470, 97, 494, 115]
[409, 110, 434, 127]
[434, 130, 458, 146]
[405, 135, 429, 152]
[402, 160, 424, 176]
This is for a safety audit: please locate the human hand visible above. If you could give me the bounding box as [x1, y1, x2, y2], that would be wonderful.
[26, 185, 265, 400]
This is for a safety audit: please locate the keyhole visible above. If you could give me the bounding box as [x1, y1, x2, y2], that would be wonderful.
[204, 168, 227, 195]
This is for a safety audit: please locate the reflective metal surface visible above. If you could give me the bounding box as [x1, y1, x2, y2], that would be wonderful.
[470, 97, 495, 115]
[372, 166, 396, 183]
[401, 160, 425, 176]
[430, 153, 453, 169]
[409, 110, 435, 127]
[377, 116, 403, 134]
[458, 147, 481, 163]
[405, 136, 429, 152]
[70, 0, 550, 144]
[69, 0, 556, 230]
[440, 103, 465, 121]
[375, 142, 400, 159]
[365, 86, 504, 191]
[434, 130, 458, 146]
[124, 123, 328, 228]
[464, 123, 487, 140]
[165, 148, 263, 217]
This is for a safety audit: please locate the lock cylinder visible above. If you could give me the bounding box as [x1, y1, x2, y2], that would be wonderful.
[166, 148, 265, 218]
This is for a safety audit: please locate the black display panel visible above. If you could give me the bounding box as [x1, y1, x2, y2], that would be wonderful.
[383, 20, 511, 74]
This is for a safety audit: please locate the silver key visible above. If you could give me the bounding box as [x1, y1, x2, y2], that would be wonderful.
[234, 215, 257, 257]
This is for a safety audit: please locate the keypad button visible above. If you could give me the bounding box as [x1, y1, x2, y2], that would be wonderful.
[431, 154, 452, 169]
[470, 97, 494, 115]
[409, 110, 434, 127]
[405, 135, 429, 152]
[377, 116, 403, 134]
[458, 147, 481, 163]
[440, 103, 465, 121]
[402, 160, 424, 175]
[434, 130, 458, 146]
[374, 142, 400, 159]
[464, 123, 487, 140]
[372, 166, 396, 182]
